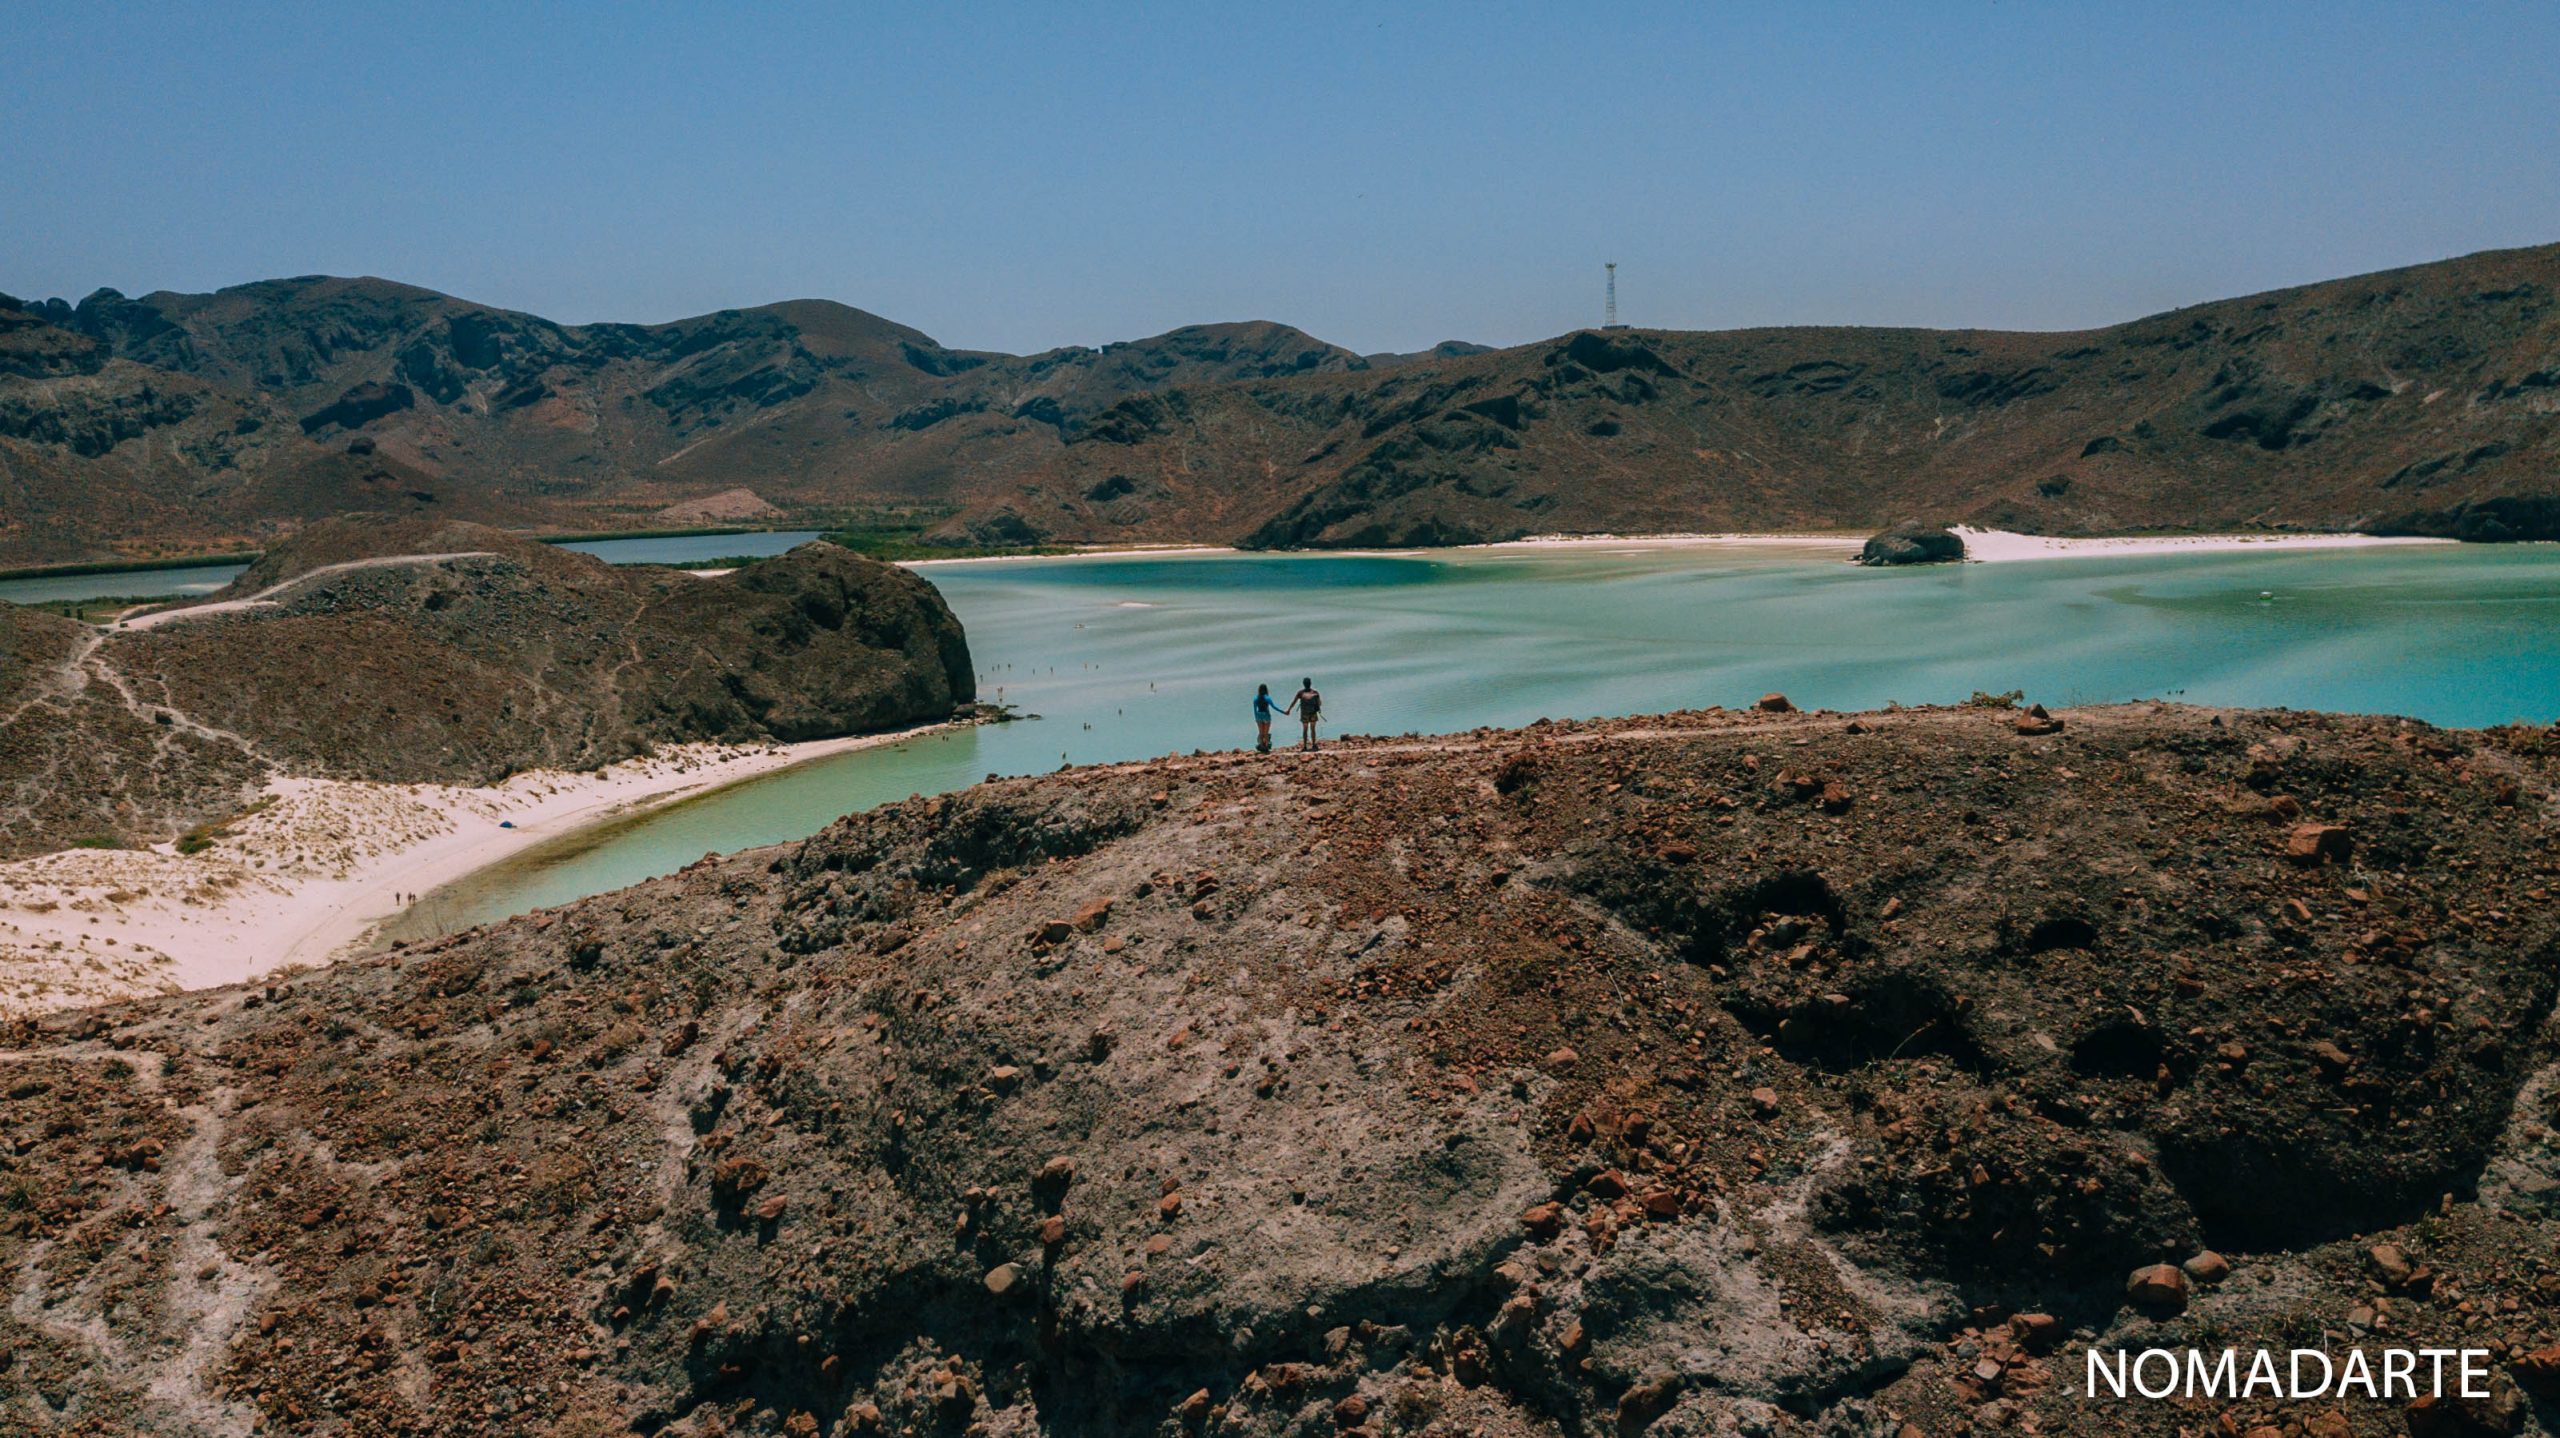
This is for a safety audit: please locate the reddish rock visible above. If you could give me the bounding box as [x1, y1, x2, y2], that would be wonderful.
[2126, 1263, 2190, 1312]
[2286, 822, 2352, 865]
[1617, 1377, 1682, 1429]
[2512, 1346, 2560, 1400]
[2014, 706, 2065, 736]
[2009, 1312, 2063, 1353]
[2183, 1250, 2232, 1285]
[1757, 693, 1794, 713]
[2404, 1388, 2525, 1437]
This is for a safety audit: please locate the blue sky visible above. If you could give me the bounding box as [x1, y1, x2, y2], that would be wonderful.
[5, 3, 2555, 353]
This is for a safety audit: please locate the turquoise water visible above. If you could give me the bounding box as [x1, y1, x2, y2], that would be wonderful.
[0, 531, 826, 605]
[0, 561, 250, 605]
[408, 541, 2560, 933]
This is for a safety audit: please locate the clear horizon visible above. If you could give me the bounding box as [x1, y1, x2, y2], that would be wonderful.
[5, 3, 2557, 355]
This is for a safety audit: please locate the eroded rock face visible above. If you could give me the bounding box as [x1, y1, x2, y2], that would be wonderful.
[1857, 524, 1966, 566]
[3, 704, 2558, 1436]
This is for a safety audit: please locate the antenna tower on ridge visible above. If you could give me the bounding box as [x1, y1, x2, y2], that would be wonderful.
[1603, 262, 1628, 330]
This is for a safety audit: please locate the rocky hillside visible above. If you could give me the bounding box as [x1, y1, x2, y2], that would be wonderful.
[0, 280, 1365, 566]
[5, 701, 2557, 1435]
[989, 244, 2560, 549]
[5, 242, 2555, 565]
[0, 516, 973, 857]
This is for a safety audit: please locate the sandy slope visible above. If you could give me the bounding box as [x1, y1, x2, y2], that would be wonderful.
[0, 725, 949, 1018]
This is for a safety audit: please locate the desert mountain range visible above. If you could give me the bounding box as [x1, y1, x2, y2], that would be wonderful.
[3, 243, 2555, 567]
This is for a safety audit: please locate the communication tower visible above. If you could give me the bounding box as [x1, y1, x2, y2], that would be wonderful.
[1603, 263, 1629, 330]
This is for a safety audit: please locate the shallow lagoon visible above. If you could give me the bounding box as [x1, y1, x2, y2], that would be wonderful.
[0, 531, 827, 605]
[412, 541, 2560, 932]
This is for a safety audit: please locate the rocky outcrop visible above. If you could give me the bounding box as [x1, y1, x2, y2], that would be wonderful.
[0, 516, 974, 854]
[5, 702, 2557, 1435]
[2373, 494, 2560, 542]
[1857, 523, 1966, 565]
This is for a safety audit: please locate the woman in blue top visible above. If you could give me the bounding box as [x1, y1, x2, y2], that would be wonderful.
[1253, 684, 1280, 752]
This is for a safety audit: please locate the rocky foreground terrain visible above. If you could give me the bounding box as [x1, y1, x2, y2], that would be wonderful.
[4, 701, 2558, 1436]
[5, 241, 2557, 564]
[0, 515, 974, 857]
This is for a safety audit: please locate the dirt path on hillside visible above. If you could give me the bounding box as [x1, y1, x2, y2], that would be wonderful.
[114, 552, 495, 631]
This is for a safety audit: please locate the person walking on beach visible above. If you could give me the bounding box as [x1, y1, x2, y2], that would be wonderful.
[1284, 677, 1322, 751]
[1253, 683, 1280, 753]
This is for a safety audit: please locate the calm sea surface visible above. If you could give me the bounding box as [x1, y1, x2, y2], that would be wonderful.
[408, 541, 2560, 933]
[0, 531, 827, 605]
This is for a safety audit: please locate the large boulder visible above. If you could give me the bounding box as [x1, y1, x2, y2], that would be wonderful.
[1858, 522, 1966, 565]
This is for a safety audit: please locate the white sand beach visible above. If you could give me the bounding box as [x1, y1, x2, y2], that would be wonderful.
[0, 724, 951, 1019]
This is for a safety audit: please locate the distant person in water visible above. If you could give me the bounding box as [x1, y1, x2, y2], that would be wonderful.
[1253, 683, 1280, 753]
[1285, 677, 1322, 751]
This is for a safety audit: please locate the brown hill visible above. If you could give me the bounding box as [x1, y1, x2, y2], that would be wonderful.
[0, 280, 1369, 565]
[2, 702, 2557, 1434]
[984, 244, 2560, 548]
[3, 243, 2555, 565]
[0, 515, 974, 856]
